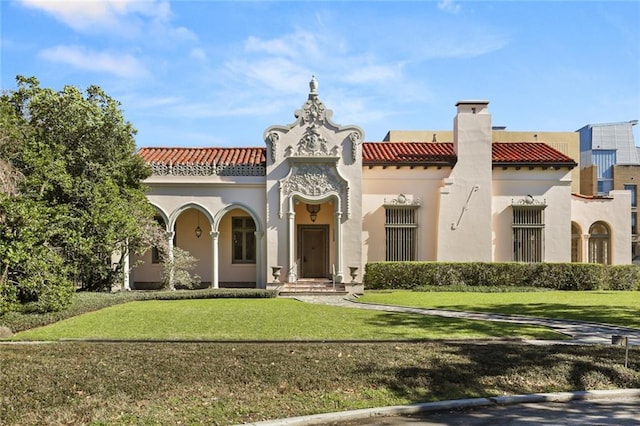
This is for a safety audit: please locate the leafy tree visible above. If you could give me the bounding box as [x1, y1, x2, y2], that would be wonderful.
[0, 76, 154, 311]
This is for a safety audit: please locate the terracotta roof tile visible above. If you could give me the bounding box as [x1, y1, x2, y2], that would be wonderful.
[138, 142, 576, 169]
[138, 147, 266, 166]
[362, 142, 456, 166]
[492, 142, 577, 166]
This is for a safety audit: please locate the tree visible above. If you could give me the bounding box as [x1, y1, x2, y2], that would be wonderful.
[0, 76, 154, 310]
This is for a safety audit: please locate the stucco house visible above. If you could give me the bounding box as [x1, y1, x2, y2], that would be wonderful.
[130, 77, 630, 293]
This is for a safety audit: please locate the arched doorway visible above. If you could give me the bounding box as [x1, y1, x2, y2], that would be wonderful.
[173, 206, 213, 287]
[571, 222, 582, 262]
[588, 221, 610, 264]
[213, 204, 264, 289]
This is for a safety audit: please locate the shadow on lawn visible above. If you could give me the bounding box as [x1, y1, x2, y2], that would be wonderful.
[353, 343, 640, 403]
[364, 311, 562, 340]
[438, 303, 639, 329]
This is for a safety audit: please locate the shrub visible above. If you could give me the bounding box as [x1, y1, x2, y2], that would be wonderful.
[364, 261, 639, 291]
[605, 265, 640, 290]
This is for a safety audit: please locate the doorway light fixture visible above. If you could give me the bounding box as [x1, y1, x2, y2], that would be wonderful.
[306, 203, 320, 222]
[195, 211, 202, 238]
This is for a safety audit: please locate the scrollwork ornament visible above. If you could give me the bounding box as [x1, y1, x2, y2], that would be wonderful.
[349, 131, 361, 162]
[266, 132, 279, 163]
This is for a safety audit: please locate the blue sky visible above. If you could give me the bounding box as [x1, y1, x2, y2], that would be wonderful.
[2, 0, 639, 148]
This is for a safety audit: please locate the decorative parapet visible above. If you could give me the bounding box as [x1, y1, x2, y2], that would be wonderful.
[512, 195, 547, 207]
[149, 162, 266, 177]
[383, 193, 420, 207]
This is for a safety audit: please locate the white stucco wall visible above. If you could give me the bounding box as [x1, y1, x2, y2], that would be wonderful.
[571, 191, 631, 264]
[362, 167, 450, 263]
[437, 101, 494, 261]
[132, 177, 267, 287]
[492, 169, 573, 262]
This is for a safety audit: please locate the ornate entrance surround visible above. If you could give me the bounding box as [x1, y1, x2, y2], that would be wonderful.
[280, 156, 349, 283]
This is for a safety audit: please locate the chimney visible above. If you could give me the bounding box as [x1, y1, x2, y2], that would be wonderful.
[453, 100, 491, 169]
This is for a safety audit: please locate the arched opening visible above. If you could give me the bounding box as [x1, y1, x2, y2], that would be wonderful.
[173, 207, 213, 287]
[131, 206, 171, 289]
[588, 221, 610, 265]
[571, 222, 582, 263]
[216, 208, 258, 287]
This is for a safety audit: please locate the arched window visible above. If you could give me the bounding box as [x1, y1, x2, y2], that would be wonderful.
[571, 222, 582, 263]
[588, 222, 610, 264]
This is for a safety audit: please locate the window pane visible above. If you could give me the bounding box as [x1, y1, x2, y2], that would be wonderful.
[625, 184, 637, 207]
[232, 216, 256, 264]
[246, 231, 256, 261]
[233, 231, 243, 261]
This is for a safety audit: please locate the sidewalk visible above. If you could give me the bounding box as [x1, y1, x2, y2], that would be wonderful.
[287, 295, 640, 345]
[241, 389, 640, 426]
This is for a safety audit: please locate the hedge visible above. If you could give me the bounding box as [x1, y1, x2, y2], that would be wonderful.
[364, 262, 640, 291]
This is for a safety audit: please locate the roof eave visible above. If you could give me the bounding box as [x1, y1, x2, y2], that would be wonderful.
[492, 161, 577, 169]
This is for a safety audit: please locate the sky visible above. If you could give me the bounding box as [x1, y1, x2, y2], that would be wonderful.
[1, 0, 639, 149]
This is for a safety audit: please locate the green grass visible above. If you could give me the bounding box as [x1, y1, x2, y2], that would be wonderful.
[11, 298, 565, 341]
[1, 342, 637, 425]
[357, 290, 640, 328]
[0, 288, 275, 333]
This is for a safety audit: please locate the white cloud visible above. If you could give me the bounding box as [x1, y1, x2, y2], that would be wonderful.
[189, 47, 206, 61]
[342, 63, 404, 85]
[438, 0, 461, 14]
[39, 45, 147, 78]
[19, 0, 196, 41]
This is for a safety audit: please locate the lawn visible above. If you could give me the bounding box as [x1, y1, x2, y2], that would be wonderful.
[1, 341, 638, 425]
[357, 290, 640, 329]
[11, 298, 564, 341]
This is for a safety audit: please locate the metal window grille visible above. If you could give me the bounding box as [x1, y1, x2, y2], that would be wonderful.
[385, 207, 418, 261]
[512, 207, 544, 262]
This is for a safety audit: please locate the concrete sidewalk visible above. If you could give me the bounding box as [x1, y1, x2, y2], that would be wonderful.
[241, 389, 640, 426]
[287, 295, 640, 345]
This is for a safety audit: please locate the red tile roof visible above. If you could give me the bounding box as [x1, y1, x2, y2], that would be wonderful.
[362, 142, 456, 166]
[138, 147, 266, 166]
[137, 142, 576, 169]
[492, 142, 576, 167]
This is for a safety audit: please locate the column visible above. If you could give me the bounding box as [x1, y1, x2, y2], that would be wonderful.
[287, 211, 296, 282]
[334, 212, 343, 283]
[211, 231, 219, 289]
[123, 242, 130, 290]
[255, 231, 264, 289]
[167, 231, 175, 289]
[582, 233, 589, 263]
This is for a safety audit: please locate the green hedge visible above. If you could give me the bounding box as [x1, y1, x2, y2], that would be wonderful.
[364, 262, 640, 291]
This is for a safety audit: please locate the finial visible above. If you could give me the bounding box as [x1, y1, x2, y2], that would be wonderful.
[309, 75, 318, 95]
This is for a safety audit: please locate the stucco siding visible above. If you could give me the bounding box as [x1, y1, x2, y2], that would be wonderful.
[362, 167, 449, 263]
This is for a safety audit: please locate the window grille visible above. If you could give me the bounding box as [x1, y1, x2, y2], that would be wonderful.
[232, 217, 256, 264]
[385, 206, 418, 261]
[512, 200, 545, 263]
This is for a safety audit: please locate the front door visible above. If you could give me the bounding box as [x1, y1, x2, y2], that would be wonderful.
[299, 225, 329, 278]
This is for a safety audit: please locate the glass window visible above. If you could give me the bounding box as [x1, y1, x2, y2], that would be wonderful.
[624, 184, 637, 207]
[385, 206, 418, 261]
[232, 217, 256, 264]
[588, 221, 610, 265]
